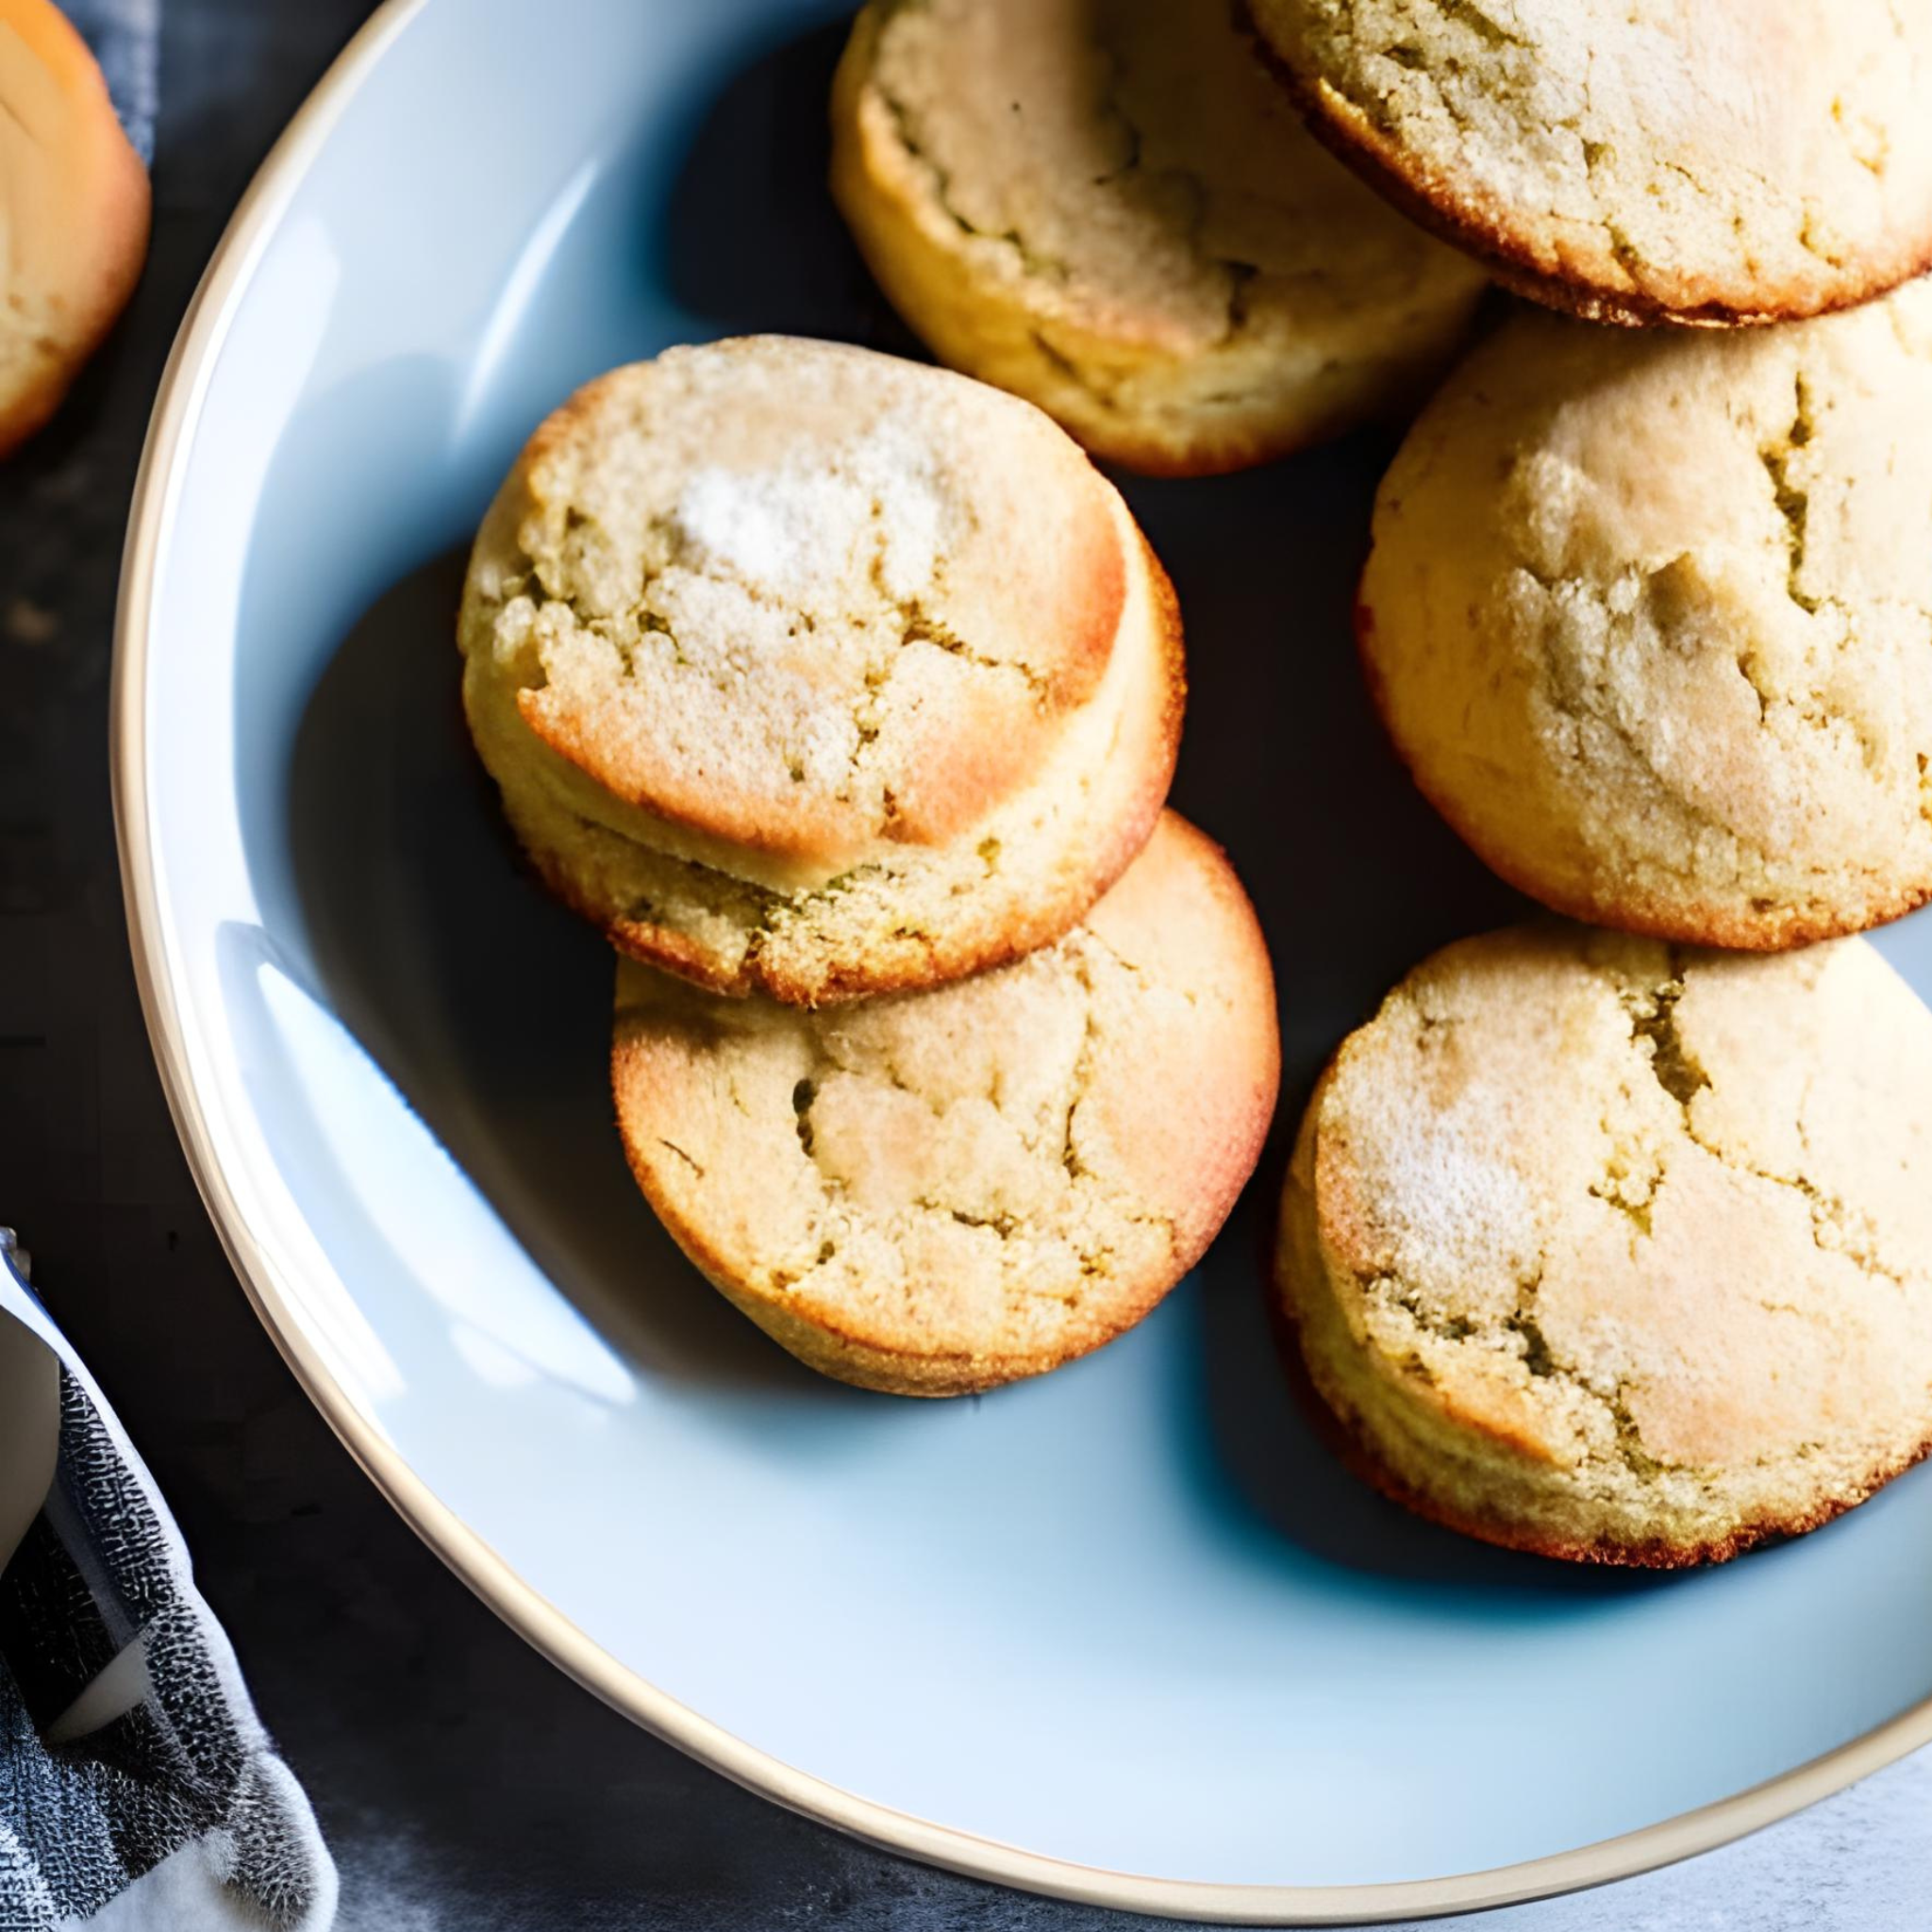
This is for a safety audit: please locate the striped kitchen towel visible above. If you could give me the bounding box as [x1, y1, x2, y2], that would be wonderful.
[0, 1232, 337, 1931]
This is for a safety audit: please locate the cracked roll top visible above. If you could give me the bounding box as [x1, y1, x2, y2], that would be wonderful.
[1249, 0, 1932, 326]
[0, 0, 151, 455]
[1280, 924, 1932, 1565]
[459, 336, 1184, 1004]
[612, 813, 1280, 1395]
[1357, 279, 1932, 949]
[828, 0, 1484, 475]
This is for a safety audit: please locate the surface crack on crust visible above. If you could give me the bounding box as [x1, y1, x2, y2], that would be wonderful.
[1078, 929, 1150, 984]
[1590, 1158, 1654, 1237]
[1222, 260, 1260, 339]
[1504, 1269, 1557, 1377]
[764, 932, 1186, 1303]
[1529, 616, 1772, 869]
[0, 93, 37, 145]
[1594, 958, 1924, 1291]
[657, 1139, 705, 1178]
[1679, 1127, 1917, 1292]
[895, 591, 1054, 705]
[1605, 1386, 1666, 1479]
[1607, 964, 1908, 1284]
[1513, 483, 1932, 915]
[1367, 1270, 1473, 1347]
[868, 0, 1386, 412]
[1623, 969, 1709, 1109]
[1364, 1251, 1687, 1482]
[1757, 373, 1820, 616]
[1028, 328, 1124, 413]
[923, 1201, 1020, 1239]
[1599, 217, 1647, 288]
[1432, 0, 1531, 50]
[1059, 999, 1103, 1182]
[1081, 26, 1265, 345]
[873, 78, 1074, 282]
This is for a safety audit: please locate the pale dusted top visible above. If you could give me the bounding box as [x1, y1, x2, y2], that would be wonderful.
[460, 336, 1126, 886]
[1305, 926, 1932, 1525]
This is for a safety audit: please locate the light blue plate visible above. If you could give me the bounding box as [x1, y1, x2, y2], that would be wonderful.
[113, 0, 1932, 1919]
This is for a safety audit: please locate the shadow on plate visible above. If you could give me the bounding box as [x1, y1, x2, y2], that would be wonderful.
[1127, 451, 1680, 1595]
[655, 11, 922, 357]
[287, 547, 834, 1398]
[1174, 1193, 1676, 1597]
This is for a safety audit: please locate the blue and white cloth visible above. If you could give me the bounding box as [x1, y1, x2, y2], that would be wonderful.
[0, 1234, 337, 1931]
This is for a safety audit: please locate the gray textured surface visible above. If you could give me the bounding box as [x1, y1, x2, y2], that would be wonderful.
[1, 2, 1928, 1925]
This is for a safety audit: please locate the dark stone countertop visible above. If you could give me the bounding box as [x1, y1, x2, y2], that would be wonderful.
[1, 4, 1926, 1925]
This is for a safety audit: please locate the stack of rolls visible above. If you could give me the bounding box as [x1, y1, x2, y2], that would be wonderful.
[1252, 0, 1932, 1562]
[460, 334, 1279, 1394]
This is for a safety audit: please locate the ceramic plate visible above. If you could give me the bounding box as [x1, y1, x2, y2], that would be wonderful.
[114, 0, 1932, 1919]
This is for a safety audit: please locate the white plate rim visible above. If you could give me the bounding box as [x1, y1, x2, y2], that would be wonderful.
[107, 1, 1932, 1919]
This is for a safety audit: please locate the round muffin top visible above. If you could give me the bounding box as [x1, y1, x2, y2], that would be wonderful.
[1359, 278, 1932, 948]
[461, 337, 1127, 888]
[1251, 0, 1932, 324]
[858, 0, 1476, 366]
[612, 814, 1279, 1393]
[1293, 924, 1932, 1555]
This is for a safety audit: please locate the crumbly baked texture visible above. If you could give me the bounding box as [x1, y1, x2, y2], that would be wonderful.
[0, 0, 151, 455]
[1358, 281, 1932, 950]
[613, 814, 1280, 1395]
[829, 0, 1485, 475]
[1279, 924, 1932, 1566]
[1248, 0, 1932, 326]
[460, 337, 1184, 1005]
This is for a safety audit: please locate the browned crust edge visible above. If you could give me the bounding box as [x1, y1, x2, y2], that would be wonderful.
[1238, 5, 1932, 331]
[1273, 1058, 1932, 1568]
[588, 529, 1186, 1006]
[1283, 1294, 1932, 1568]
[1351, 597, 1932, 951]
